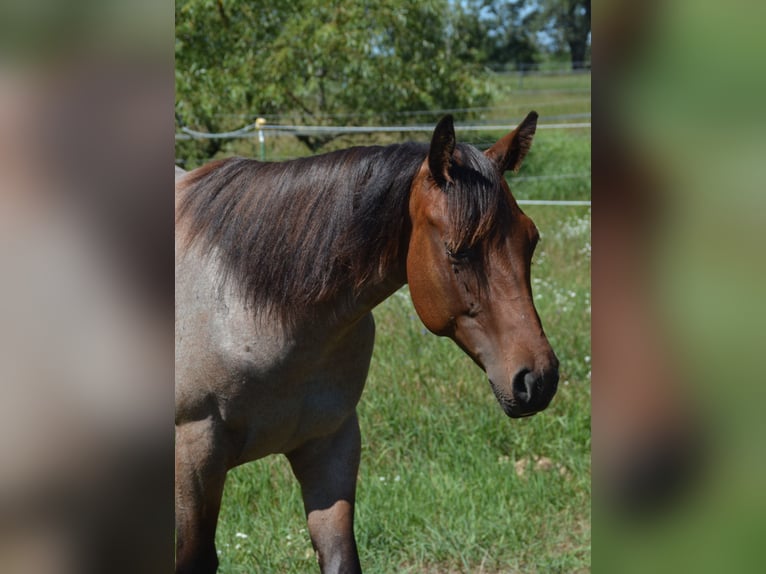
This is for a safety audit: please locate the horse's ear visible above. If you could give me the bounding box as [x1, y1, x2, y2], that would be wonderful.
[485, 111, 538, 174]
[429, 115, 456, 186]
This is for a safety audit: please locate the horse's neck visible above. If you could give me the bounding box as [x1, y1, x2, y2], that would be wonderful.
[356, 274, 407, 316]
[316, 233, 409, 332]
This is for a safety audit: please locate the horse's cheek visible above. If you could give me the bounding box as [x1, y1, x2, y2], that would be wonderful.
[407, 254, 454, 336]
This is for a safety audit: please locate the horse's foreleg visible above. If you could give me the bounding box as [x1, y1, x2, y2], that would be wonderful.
[175, 419, 228, 574]
[287, 412, 362, 574]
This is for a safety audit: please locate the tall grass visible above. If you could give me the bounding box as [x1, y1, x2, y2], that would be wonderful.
[212, 72, 591, 573]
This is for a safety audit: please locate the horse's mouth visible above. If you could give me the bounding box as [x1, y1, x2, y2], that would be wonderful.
[488, 379, 540, 418]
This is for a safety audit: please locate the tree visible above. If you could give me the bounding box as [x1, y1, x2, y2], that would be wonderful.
[455, 0, 542, 72]
[536, 0, 591, 69]
[175, 0, 492, 162]
[453, 1, 591, 71]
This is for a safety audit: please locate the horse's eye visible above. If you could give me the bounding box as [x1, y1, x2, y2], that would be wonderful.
[446, 246, 476, 262]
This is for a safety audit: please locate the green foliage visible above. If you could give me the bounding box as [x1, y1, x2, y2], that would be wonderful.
[456, 0, 543, 71]
[175, 1, 591, 165]
[175, 0, 492, 160]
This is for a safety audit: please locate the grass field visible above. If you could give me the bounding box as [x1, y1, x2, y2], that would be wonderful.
[202, 71, 591, 573]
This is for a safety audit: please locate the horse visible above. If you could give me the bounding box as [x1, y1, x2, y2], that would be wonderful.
[175, 112, 559, 574]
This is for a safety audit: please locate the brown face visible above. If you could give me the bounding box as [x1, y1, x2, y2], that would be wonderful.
[406, 113, 559, 418]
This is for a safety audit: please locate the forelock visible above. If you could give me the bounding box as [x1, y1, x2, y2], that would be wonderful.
[443, 144, 510, 251]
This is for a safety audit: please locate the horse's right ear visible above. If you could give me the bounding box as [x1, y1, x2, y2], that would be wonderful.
[429, 115, 456, 186]
[485, 111, 538, 173]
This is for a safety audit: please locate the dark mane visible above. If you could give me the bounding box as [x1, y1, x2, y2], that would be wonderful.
[177, 141, 511, 322]
[445, 144, 513, 253]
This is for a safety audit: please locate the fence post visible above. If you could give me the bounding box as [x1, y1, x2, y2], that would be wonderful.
[255, 117, 266, 161]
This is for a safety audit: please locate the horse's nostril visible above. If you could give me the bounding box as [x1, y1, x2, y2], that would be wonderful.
[512, 369, 534, 404]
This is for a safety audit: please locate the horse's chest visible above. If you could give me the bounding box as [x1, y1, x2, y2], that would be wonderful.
[176, 252, 377, 461]
[220, 315, 375, 460]
[288, 374, 363, 441]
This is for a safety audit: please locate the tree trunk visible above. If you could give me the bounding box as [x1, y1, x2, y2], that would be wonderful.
[569, 39, 588, 70]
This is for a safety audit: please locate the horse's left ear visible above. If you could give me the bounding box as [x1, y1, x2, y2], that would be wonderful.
[485, 111, 538, 173]
[429, 115, 456, 186]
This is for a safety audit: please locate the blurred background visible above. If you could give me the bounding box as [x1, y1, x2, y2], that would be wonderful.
[593, 0, 766, 572]
[0, 1, 174, 573]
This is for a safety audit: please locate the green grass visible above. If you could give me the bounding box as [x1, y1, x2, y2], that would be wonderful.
[207, 71, 591, 573]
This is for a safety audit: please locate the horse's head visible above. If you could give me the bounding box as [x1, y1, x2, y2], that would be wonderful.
[406, 113, 559, 418]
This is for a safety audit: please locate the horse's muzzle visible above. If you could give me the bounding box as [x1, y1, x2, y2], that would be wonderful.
[489, 363, 559, 418]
